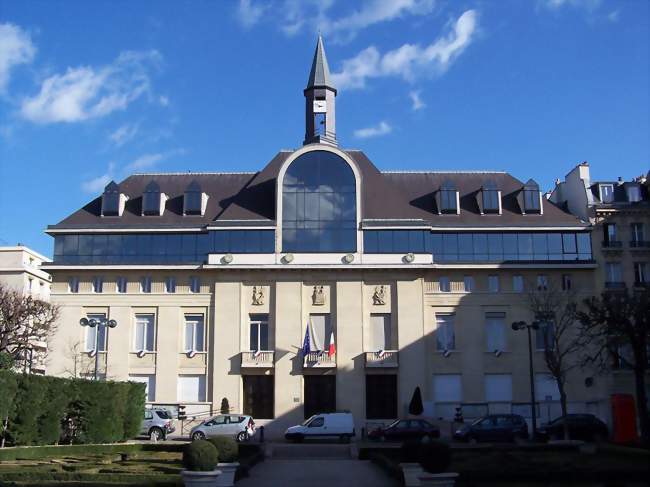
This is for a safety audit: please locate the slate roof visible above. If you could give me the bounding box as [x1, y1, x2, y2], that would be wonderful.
[306, 35, 335, 91]
[48, 149, 587, 231]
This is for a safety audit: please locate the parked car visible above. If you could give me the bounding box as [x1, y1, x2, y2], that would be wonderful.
[537, 414, 609, 442]
[285, 412, 355, 442]
[368, 419, 440, 442]
[190, 414, 255, 442]
[454, 414, 529, 443]
[141, 408, 175, 441]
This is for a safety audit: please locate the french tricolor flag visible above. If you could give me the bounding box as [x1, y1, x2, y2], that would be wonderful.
[327, 331, 336, 357]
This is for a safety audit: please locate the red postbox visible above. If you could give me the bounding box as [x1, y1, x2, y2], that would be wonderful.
[610, 394, 638, 444]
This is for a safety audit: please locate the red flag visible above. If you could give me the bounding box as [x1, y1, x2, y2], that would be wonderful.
[328, 331, 336, 357]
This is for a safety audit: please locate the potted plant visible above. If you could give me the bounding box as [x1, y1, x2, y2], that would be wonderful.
[399, 439, 425, 486]
[417, 440, 458, 487]
[181, 439, 221, 486]
[220, 398, 230, 414]
[208, 436, 239, 487]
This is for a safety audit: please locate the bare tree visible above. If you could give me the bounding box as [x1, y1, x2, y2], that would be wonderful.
[62, 339, 95, 379]
[577, 289, 650, 444]
[526, 277, 582, 440]
[0, 283, 59, 366]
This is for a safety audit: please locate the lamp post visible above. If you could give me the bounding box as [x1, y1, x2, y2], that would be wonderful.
[79, 317, 117, 380]
[512, 320, 540, 440]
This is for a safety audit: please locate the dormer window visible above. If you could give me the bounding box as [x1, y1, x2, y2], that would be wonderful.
[523, 179, 541, 213]
[626, 184, 641, 203]
[184, 180, 204, 216]
[599, 184, 614, 203]
[101, 181, 121, 216]
[481, 181, 500, 214]
[142, 181, 163, 216]
[439, 180, 458, 214]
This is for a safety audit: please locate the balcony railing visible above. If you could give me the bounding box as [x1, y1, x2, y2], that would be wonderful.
[303, 351, 336, 368]
[633, 281, 650, 289]
[365, 351, 399, 368]
[602, 240, 623, 249]
[630, 240, 650, 249]
[604, 281, 627, 290]
[241, 351, 275, 368]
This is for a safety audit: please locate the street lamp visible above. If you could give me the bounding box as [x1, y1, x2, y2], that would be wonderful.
[512, 320, 540, 440]
[79, 317, 117, 380]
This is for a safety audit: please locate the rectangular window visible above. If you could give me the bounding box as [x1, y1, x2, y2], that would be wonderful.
[249, 314, 269, 351]
[85, 313, 107, 352]
[435, 314, 455, 351]
[631, 223, 645, 244]
[116, 276, 127, 293]
[537, 274, 548, 291]
[440, 190, 457, 213]
[485, 312, 506, 352]
[189, 276, 200, 293]
[439, 276, 450, 293]
[140, 276, 152, 293]
[535, 373, 560, 401]
[134, 314, 155, 352]
[626, 185, 641, 202]
[485, 374, 513, 403]
[599, 184, 614, 203]
[243, 375, 274, 419]
[488, 275, 500, 293]
[605, 262, 623, 283]
[535, 322, 556, 351]
[432, 374, 462, 419]
[366, 375, 397, 420]
[184, 315, 205, 352]
[463, 276, 474, 292]
[562, 274, 572, 291]
[309, 314, 332, 351]
[69, 277, 79, 293]
[129, 374, 156, 402]
[604, 223, 617, 243]
[177, 375, 206, 402]
[634, 262, 648, 284]
[512, 275, 524, 293]
[370, 314, 391, 351]
[92, 276, 103, 293]
[165, 276, 176, 293]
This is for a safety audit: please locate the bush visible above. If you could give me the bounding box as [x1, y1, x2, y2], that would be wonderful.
[0, 351, 15, 370]
[10, 374, 47, 445]
[183, 440, 219, 472]
[37, 377, 70, 444]
[124, 380, 146, 439]
[418, 439, 451, 474]
[401, 439, 422, 463]
[220, 397, 230, 414]
[208, 436, 239, 462]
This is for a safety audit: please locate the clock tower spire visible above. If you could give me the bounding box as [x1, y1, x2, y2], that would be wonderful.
[303, 35, 337, 146]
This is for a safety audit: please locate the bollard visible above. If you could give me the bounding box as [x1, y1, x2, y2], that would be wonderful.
[259, 425, 265, 443]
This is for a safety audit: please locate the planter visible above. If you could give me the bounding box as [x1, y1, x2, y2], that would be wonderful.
[216, 462, 239, 486]
[181, 468, 222, 487]
[418, 472, 459, 487]
[400, 462, 424, 487]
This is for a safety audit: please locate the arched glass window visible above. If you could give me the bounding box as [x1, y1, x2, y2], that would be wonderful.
[142, 181, 161, 215]
[101, 181, 120, 216]
[184, 180, 202, 215]
[523, 179, 541, 212]
[282, 150, 356, 252]
[482, 181, 499, 213]
[440, 180, 457, 214]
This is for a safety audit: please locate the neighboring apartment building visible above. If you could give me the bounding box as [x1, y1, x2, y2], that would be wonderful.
[45, 38, 602, 435]
[550, 163, 650, 412]
[0, 245, 53, 373]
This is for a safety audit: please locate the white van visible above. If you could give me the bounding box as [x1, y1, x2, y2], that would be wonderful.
[285, 412, 355, 442]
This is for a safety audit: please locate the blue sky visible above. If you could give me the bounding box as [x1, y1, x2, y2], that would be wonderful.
[0, 0, 648, 257]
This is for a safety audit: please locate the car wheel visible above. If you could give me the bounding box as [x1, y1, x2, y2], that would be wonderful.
[192, 431, 206, 441]
[236, 431, 249, 443]
[592, 432, 605, 443]
[468, 436, 478, 445]
[293, 434, 304, 443]
[338, 434, 351, 444]
[149, 427, 163, 442]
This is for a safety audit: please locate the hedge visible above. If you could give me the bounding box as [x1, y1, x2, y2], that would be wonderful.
[0, 370, 145, 448]
[0, 442, 184, 461]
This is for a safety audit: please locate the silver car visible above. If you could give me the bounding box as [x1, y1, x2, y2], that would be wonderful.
[190, 414, 255, 442]
[141, 408, 175, 441]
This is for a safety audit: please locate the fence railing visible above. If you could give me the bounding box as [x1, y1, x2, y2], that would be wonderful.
[365, 351, 399, 367]
[241, 351, 275, 367]
[303, 351, 336, 368]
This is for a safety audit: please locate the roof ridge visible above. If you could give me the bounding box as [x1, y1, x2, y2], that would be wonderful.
[131, 172, 257, 176]
[382, 170, 508, 174]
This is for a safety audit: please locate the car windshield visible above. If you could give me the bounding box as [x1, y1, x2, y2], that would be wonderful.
[386, 419, 400, 429]
[471, 417, 489, 426]
[155, 410, 171, 419]
[302, 415, 316, 426]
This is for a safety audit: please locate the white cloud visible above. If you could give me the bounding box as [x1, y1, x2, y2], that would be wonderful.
[109, 123, 140, 147]
[159, 95, 169, 106]
[124, 153, 164, 172]
[354, 120, 392, 138]
[607, 10, 619, 22]
[81, 162, 116, 193]
[409, 90, 425, 110]
[541, 0, 602, 10]
[0, 23, 36, 94]
[332, 10, 477, 89]
[237, 0, 268, 28]
[21, 50, 161, 124]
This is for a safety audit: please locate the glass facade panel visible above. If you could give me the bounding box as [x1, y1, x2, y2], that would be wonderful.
[282, 151, 356, 252]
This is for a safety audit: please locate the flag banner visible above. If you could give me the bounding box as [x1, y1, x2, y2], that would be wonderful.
[254, 349, 261, 358]
[302, 321, 311, 356]
[328, 331, 336, 357]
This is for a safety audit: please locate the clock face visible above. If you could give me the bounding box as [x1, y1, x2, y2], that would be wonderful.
[313, 100, 327, 113]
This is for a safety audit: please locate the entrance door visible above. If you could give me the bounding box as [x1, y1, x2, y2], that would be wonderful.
[243, 375, 274, 419]
[304, 375, 336, 419]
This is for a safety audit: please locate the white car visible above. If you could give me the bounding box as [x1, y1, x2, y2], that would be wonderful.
[285, 412, 355, 442]
[190, 414, 255, 442]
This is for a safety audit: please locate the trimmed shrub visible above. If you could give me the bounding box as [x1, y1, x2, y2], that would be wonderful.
[37, 376, 70, 444]
[124, 380, 146, 439]
[10, 374, 47, 445]
[208, 436, 238, 462]
[220, 397, 230, 414]
[183, 440, 219, 472]
[401, 439, 422, 463]
[418, 439, 451, 474]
